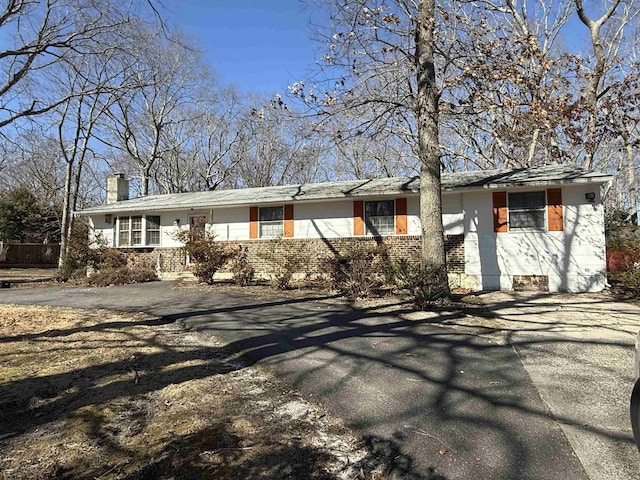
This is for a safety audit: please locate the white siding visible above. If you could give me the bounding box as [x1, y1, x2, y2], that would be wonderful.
[211, 207, 250, 240]
[290, 201, 354, 239]
[87, 184, 607, 293]
[463, 184, 606, 292]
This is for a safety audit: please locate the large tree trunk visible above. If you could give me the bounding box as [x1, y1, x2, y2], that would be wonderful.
[416, 0, 448, 290]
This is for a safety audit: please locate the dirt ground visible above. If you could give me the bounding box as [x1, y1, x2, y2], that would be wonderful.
[0, 304, 382, 480]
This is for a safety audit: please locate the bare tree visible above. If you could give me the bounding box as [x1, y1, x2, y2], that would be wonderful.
[100, 27, 209, 195]
[151, 88, 246, 193]
[0, 0, 154, 131]
[230, 96, 326, 188]
[49, 47, 124, 263]
[574, 0, 624, 169]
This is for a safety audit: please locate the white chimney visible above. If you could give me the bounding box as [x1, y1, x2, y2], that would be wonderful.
[107, 173, 129, 204]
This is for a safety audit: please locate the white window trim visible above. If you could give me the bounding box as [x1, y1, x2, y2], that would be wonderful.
[364, 200, 395, 236]
[116, 215, 162, 247]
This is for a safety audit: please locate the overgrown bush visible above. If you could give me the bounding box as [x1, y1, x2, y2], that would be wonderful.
[174, 230, 232, 284]
[229, 245, 255, 286]
[324, 244, 385, 298]
[605, 208, 640, 296]
[95, 248, 127, 270]
[614, 266, 640, 297]
[87, 250, 157, 287]
[259, 238, 310, 290]
[87, 265, 157, 287]
[388, 258, 450, 308]
[57, 223, 105, 281]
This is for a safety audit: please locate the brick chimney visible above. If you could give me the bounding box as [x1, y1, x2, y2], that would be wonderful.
[107, 173, 129, 204]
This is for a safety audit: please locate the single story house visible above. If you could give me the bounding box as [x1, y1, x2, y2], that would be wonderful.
[76, 165, 612, 292]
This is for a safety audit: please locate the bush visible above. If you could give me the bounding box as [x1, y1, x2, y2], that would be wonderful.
[258, 238, 310, 290]
[324, 244, 385, 298]
[229, 246, 255, 286]
[174, 230, 232, 284]
[87, 265, 157, 287]
[388, 258, 450, 308]
[57, 223, 106, 281]
[615, 266, 640, 297]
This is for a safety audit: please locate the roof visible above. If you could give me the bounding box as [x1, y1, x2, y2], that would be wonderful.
[76, 164, 613, 215]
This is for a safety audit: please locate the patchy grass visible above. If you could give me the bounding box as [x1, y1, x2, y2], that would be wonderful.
[0, 305, 378, 479]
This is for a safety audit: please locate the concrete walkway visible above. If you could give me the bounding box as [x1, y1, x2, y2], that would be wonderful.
[1, 283, 638, 479]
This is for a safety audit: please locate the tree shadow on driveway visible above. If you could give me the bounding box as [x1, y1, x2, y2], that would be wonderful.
[1, 283, 635, 478]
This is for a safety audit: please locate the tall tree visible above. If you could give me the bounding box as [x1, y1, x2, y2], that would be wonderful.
[574, 0, 623, 169]
[416, 0, 448, 281]
[0, 0, 153, 131]
[101, 28, 209, 195]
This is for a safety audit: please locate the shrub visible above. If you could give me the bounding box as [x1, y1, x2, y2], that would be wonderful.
[229, 246, 255, 286]
[174, 230, 232, 284]
[95, 248, 127, 270]
[388, 258, 450, 308]
[258, 238, 310, 290]
[87, 265, 157, 287]
[615, 265, 640, 297]
[324, 244, 385, 298]
[57, 223, 106, 281]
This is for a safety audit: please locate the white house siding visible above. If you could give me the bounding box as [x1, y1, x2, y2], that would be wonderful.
[286, 201, 353, 239]
[89, 216, 114, 247]
[90, 194, 468, 245]
[463, 184, 606, 292]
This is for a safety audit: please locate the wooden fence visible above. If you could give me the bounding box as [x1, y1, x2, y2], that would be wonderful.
[0, 242, 60, 267]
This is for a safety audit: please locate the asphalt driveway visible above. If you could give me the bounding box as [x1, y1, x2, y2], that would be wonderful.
[1, 282, 638, 479]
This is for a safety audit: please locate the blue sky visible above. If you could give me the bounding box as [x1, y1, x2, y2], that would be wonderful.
[172, 0, 318, 96]
[169, 1, 595, 96]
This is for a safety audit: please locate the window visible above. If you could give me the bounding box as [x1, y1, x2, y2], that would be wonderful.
[259, 206, 284, 238]
[365, 200, 395, 235]
[508, 191, 546, 230]
[117, 215, 161, 247]
[131, 216, 142, 245]
[118, 217, 130, 246]
[146, 216, 160, 245]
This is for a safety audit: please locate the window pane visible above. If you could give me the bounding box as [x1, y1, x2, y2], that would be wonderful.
[146, 230, 160, 245]
[132, 230, 142, 245]
[131, 216, 143, 230]
[365, 200, 394, 217]
[260, 221, 283, 238]
[366, 216, 395, 235]
[147, 216, 160, 230]
[509, 191, 546, 230]
[259, 206, 284, 221]
[119, 230, 130, 246]
[509, 191, 545, 210]
[145, 216, 160, 245]
[365, 200, 395, 235]
[119, 217, 129, 230]
[510, 210, 545, 229]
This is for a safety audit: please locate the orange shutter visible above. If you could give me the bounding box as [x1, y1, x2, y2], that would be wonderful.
[547, 188, 563, 231]
[284, 204, 294, 238]
[493, 192, 508, 232]
[249, 206, 259, 239]
[395, 198, 408, 235]
[353, 200, 364, 236]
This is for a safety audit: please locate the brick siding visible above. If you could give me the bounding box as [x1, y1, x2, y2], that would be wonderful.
[118, 235, 465, 277]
